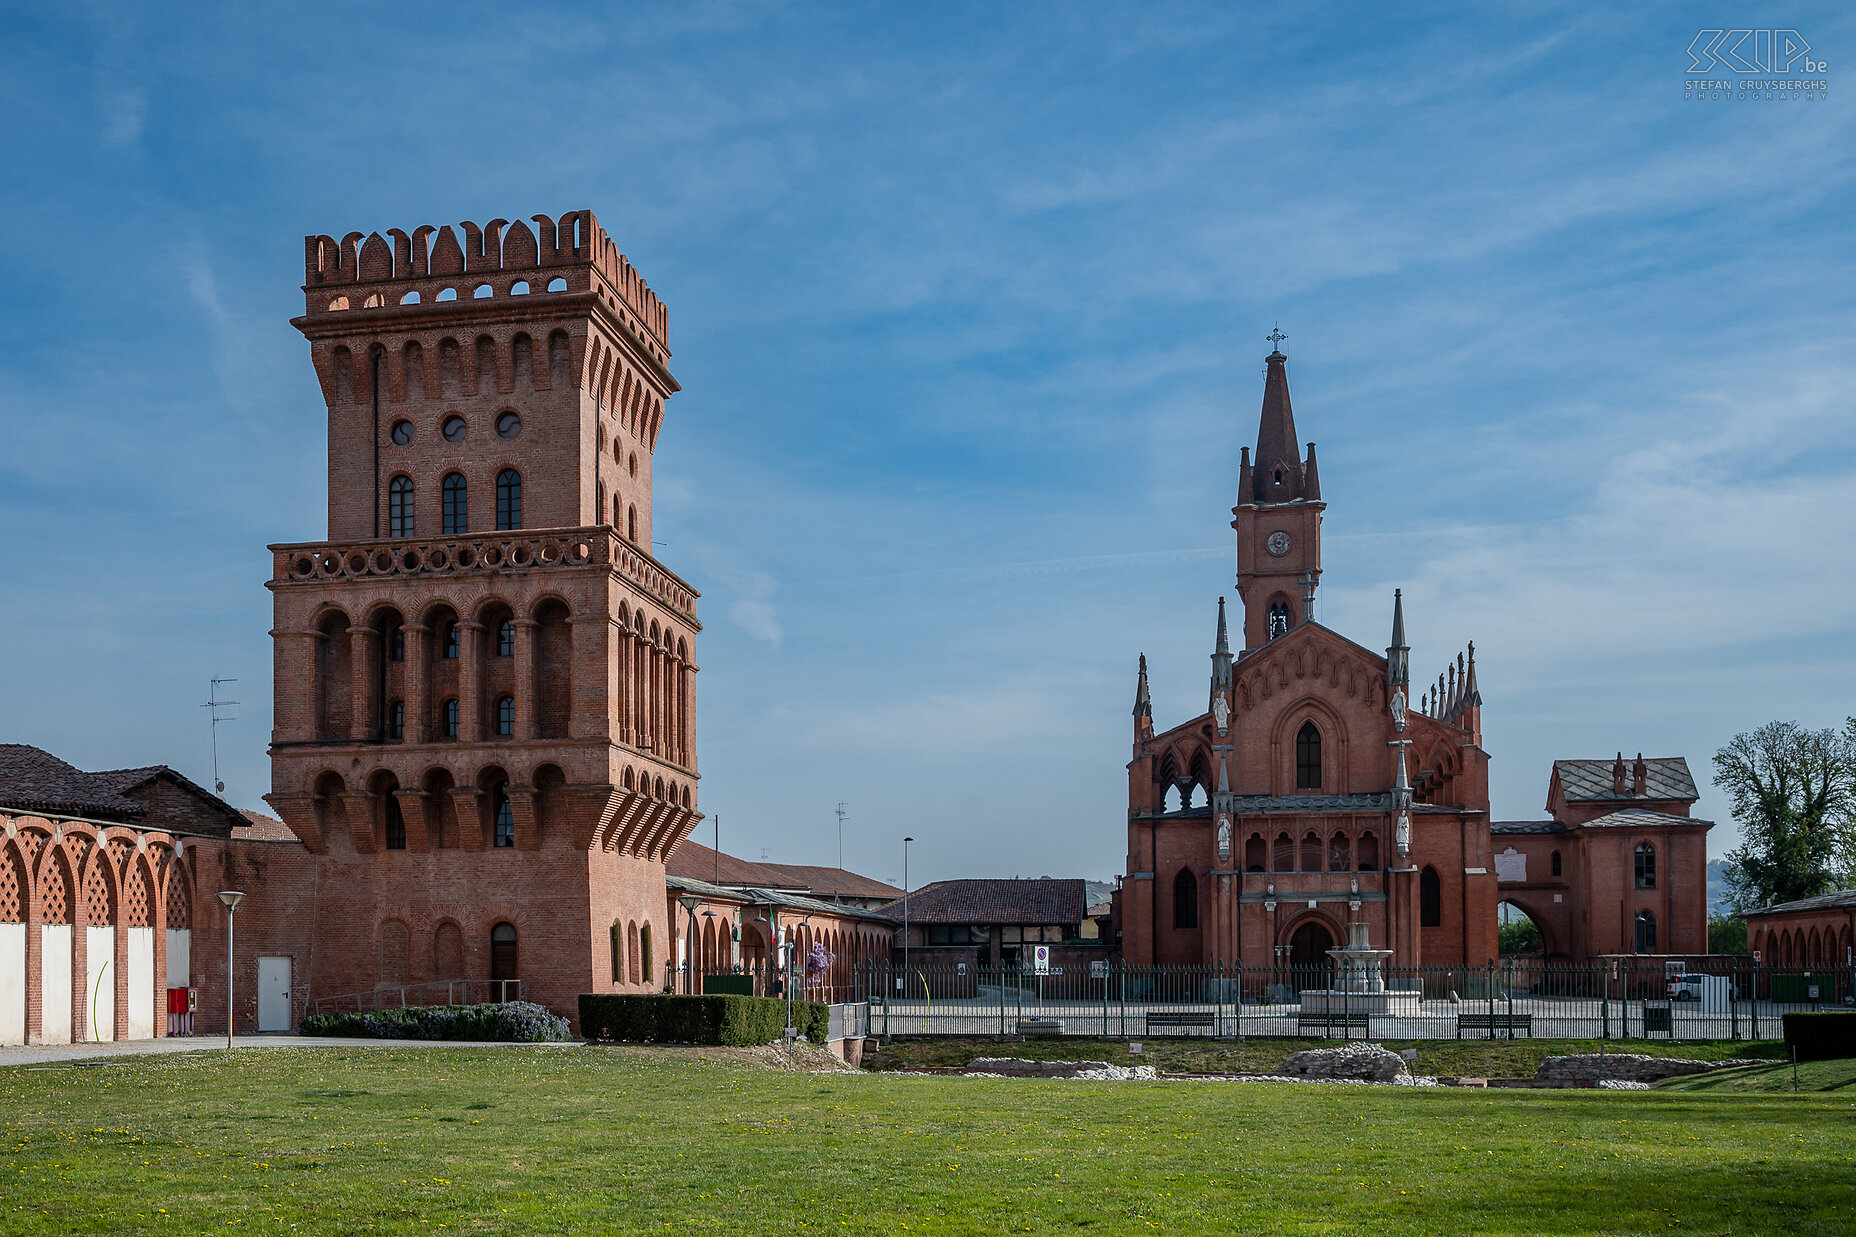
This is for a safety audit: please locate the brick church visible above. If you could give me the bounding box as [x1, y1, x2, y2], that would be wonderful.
[1119, 344, 1714, 971]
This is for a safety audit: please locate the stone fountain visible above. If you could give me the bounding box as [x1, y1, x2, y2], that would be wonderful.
[1297, 922, 1420, 1017]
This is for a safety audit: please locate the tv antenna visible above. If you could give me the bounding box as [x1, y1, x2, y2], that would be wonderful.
[835, 802, 848, 871]
[202, 678, 240, 795]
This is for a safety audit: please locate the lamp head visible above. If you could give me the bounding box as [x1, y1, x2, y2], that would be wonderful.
[217, 890, 245, 911]
[677, 894, 703, 914]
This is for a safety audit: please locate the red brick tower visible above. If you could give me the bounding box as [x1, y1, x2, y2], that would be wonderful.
[1232, 344, 1325, 650]
[264, 211, 700, 1019]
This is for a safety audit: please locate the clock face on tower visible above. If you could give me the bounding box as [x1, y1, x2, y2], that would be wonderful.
[1267, 531, 1292, 556]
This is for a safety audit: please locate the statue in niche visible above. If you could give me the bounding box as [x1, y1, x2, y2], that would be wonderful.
[1212, 695, 1230, 735]
[1390, 688, 1407, 733]
[1216, 815, 1232, 863]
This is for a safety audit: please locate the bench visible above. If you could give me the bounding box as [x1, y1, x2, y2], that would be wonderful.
[1145, 1012, 1217, 1033]
[1455, 1013, 1534, 1038]
[1296, 1013, 1371, 1035]
[1016, 1018, 1065, 1037]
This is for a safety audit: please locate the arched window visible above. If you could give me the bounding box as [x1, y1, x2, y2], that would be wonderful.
[1272, 832, 1294, 871]
[441, 473, 468, 534]
[1420, 865, 1441, 927]
[1245, 833, 1266, 872]
[613, 494, 623, 528]
[1635, 910, 1656, 953]
[443, 698, 459, 739]
[1269, 601, 1291, 639]
[496, 619, 515, 657]
[1295, 721, 1322, 789]
[496, 470, 522, 530]
[490, 922, 517, 983]
[388, 625, 405, 661]
[1357, 830, 1380, 870]
[384, 795, 406, 850]
[641, 925, 653, 984]
[388, 700, 405, 742]
[1550, 850, 1562, 877]
[627, 505, 638, 542]
[1172, 868, 1198, 930]
[496, 695, 515, 736]
[387, 476, 414, 537]
[442, 621, 459, 659]
[493, 782, 514, 847]
[609, 923, 622, 983]
[1634, 843, 1656, 889]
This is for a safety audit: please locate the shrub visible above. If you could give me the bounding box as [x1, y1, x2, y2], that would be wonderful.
[300, 1001, 572, 1043]
[1783, 1011, 1856, 1062]
[579, 994, 829, 1046]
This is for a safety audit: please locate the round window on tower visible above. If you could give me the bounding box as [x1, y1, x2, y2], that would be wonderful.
[497, 412, 521, 439]
[442, 416, 467, 443]
[390, 420, 414, 446]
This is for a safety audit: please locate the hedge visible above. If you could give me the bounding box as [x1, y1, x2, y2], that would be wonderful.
[579, 994, 829, 1046]
[299, 1001, 573, 1043]
[1782, 1011, 1856, 1062]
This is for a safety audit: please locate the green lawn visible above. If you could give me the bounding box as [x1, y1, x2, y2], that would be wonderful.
[1661, 1057, 1856, 1095]
[3, 1045, 1853, 1235]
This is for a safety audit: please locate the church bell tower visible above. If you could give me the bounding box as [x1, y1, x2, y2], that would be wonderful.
[1232, 340, 1324, 651]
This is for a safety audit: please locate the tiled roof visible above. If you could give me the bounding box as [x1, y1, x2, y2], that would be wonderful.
[1491, 820, 1567, 834]
[1578, 807, 1710, 831]
[0, 745, 144, 821]
[1745, 889, 1856, 917]
[1554, 758, 1698, 803]
[667, 875, 897, 924]
[754, 862, 901, 900]
[233, 810, 298, 842]
[879, 878, 1086, 926]
[1139, 794, 1470, 821]
[664, 840, 793, 888]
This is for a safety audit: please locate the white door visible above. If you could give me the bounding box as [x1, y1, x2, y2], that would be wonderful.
[84, 926, 115, 1043]
[257, 957, 291, 1032]
[126, 928, 155, 1040]
[40, 925, 72, 1044]
[0, 922, 24, 1045]
[165, 928, 191, 989]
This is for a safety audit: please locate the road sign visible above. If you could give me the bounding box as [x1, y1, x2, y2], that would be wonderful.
[1752, 950, 1762, 963]
[1089, 960, 1108, 979]
[1033, 945, 1051, 975]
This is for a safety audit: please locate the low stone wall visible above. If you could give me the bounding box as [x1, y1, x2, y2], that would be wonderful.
[1279, 1043, 1405, 1082]
[1534, 1054, 1765, 1084]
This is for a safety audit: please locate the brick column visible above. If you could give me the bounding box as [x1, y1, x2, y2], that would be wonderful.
[394, 788, 434, 853]
[513, 618, 539, 740]
[274, 630, 321, 743]
[450, 788, 486, 852]
[457, 622, 485, 743]
[348, 625, 379, 741]
[340, 790, 378, 854]
[615, 626, 634, 745]
[509, 783, 541, 851]
[401, 624, 429, 743]
[569, 614, 606, 740]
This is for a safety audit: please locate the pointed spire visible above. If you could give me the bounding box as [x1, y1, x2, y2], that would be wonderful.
[1237, 446, 1253, 506]
[1250, 348, 1304, 503]
[1217, 756, 1230, 794]
[1447, 663, 1458, 715]
[1612, 752, 1627, 794]
[1133, 654, 1151, 718]
[1632, 752, 1647, 795]
[1461, 642, 1481, 708]
[1302, 442, 1320, 499]
[1386, 589, 1409, 687]
[1209, 597, 1234, 698]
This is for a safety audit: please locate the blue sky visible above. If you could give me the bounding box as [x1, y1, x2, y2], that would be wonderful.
[2, 3, 1852, 888]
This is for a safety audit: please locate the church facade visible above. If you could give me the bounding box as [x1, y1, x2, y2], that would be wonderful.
[1119, 347, 1713, 972]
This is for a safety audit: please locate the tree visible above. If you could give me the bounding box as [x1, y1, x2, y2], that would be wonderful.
[1707, 915, 1747, 956]
[1498, 913, 1540, 955]
[1714, 718, 1856, 913]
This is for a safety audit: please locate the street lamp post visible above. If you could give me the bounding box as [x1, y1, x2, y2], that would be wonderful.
[217, 891, 245, 1050]
[677, 894, 702, 994]
[902, 837, 913, 1000]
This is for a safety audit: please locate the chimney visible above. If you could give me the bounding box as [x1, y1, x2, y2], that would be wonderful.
[1612, 752, 1627, 795]
[1632, 753, 1647, 796]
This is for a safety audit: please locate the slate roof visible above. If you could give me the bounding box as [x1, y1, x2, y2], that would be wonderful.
[754, 862, 901, 901]
[1554, 758, 1698, 803]
[667, 875, 897, 924]
[1138, 793, 1471, 821]
[234, 810, 298, 842]
[1491, 820, 1567, 835]
[879, 878, 1086, 926]
[1744, 889, 1856, 917]
[0, 745, 144, 820]
[1578, 808, 1710, 831]
[95, 764, 253, 834]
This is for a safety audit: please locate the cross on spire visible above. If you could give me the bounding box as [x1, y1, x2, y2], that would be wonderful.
[1266, 325, 1288, 352]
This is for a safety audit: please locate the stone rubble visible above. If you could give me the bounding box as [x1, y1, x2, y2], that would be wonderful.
[1279, 1042, 1407, 1082]
[1534, 1054, 1765, 1084]
[962, 1058, 1157, 1080]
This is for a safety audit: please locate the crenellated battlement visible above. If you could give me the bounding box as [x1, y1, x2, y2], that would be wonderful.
[304, 210, 668, 346]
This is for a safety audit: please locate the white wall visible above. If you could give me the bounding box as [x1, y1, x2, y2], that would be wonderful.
[84, 925, 114, 1043]
[126, 927, 154, 1040]
[0, 923, 24, 1046]
[165, 928, 191, 988]
[40, 925, 72, 1045]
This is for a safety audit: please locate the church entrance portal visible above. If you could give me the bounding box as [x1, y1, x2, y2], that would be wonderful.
[1287, 921, 1334, 991]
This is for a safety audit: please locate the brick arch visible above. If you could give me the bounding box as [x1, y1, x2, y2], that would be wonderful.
[123, 855, 155, 929]
[1270, 695, 1350, 794]
[433, 920, 466, 979]
[81, 850, 117, 927]
[162, 852, 192, 929]
[40, 849, 72, 925]
[0, 841, 24, 922]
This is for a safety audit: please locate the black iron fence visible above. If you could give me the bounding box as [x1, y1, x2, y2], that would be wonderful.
[847, 958, 1852, 1041]
[308, 978, 526, 1017]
